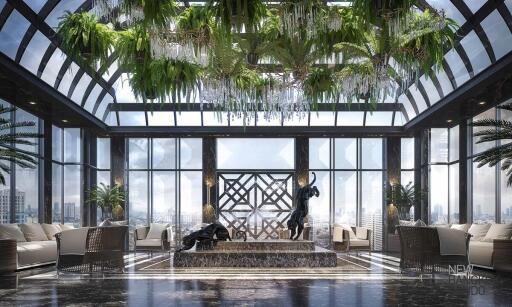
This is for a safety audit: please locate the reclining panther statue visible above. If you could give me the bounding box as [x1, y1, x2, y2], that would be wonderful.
[287, 172, 320, 240]
[176, 222, 231, 252]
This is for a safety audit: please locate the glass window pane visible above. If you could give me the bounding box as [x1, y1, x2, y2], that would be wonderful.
[430, 128, 448, 163]
[256, 112, 281, 126]
[481, 11, 512, 60]
[0, 11, 30, 59]
[52, 125, 62, 162]
[460, 31, 491, 76]
[308, 171, 330, 248]
[15, 108, 39, 154]
[408, 87, 428, 113]
[449, 125, 459, 162]
[449, 163, 459, 224]
[464, 0, 485, 13]
[230, 114, 255, 126]
[45, 0, 83, 28]
[365, 112, 393, 126]
[20, 31, 50, 76]
[147, 112, 174, 126]
[203, 112, 228, 126]
[436, 70, 454, 98]
[176, 112, 201, 126]
[24, 0, 45, 13]
[0, 172, 11, 224]
[501, 169, 512, 224]
[97, 170, 110, 186]
[180, 171, 202, 235]
[430, 165, 448, 225]
[361, 171, 383, 250]
[64, 128, 81, 163]
[63, 165, 81, 227]
[401, 138, 414, 169]
[15, 164, 38, 223]
[152, 171, 176, 224]
[129, 171, 148, 248]
[426, 0, 465, 27]
[52, 163, 61, 223]
[310, 112, 335, 126]
[472, 108, 495, 155]
[337, 111, 364, 126]
[334, 171, 357, 225]
[128, 138, 148, 169]
[283, 114, 308, 126]
[119, 112, 146, 126]
[361, 139, 383, 169]
[180, 138, 202, 169]
[97, 138, 110, 169]
[420, 76, 441, 105]
[71, 74, 92, 105]
[309, 138, 330, 169]
[95, 94, 113, 122]
[58, 63, 79, 96]
[401, 171, 414, 186]
[472, 163, 495, 224]
[152, 138, 175, 169]
[84, 84, 103, 113]
[399, 94, 416, 121]
[217, 138, 293, 170]
[444, 49, 470, 87]
[334, 138, 357, 169]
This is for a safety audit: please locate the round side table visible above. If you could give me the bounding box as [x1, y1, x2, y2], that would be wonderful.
[0, 239, 17, 274]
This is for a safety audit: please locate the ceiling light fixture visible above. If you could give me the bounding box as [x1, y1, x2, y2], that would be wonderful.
[28, 101, 36, 105]
[62, 119, 69, 123]
[446, 119, 452, 123]
[479, 101, 486, 105]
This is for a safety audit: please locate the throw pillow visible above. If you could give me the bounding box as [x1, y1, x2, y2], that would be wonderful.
[399, 220, 415, 226]
[19, 223, 48, 241]
[451, 224, 470, 232]
[111, 220, 128, 226]
[41, 223, 62, 240]
[468, 224, 491, 241]
[146, 223, 169, 240]
[0, 223, 27, 242]
[337, 224, 356, 239]
[482, 224, 512, 242]
[99, 219, 112, 227]
[414, 219, 427, 227]
[60, 224, 75, 231]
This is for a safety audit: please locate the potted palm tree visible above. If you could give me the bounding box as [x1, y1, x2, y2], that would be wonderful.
[0, 105, 42, 185]
[387, 181, 426, 220]
[87, 183, 126, 221]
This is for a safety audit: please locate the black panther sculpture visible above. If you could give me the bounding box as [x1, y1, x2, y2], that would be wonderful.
[176, 222, 231, 252]
[287, 172, 320, 240]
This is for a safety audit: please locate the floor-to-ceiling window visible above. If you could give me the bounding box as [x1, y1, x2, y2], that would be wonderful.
[400, 138, 415, 218]
[429, 127, 459, 224]
[216, 138, 295, 239]
[309, 138, 385, 250]
[0, 99, 43, 224]
[96, 137, 111, 223]
[127, 138, 202, 249]
[470, 104, 512, 224]
[52, 127, 82, 226]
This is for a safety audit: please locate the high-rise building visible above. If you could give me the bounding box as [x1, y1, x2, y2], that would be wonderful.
[0, 189, 26, 223]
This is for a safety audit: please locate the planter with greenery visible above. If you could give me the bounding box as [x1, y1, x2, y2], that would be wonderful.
[387, 181, 426, 221]
[87, 183, 126, 221]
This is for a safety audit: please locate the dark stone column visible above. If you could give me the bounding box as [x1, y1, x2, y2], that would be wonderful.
[414, 130, 429, 222]
[42, 120, 52, 224]
[202, 137, 216, 223]
[82, 131, 97, 226]
[459, 122, 468, 223]
[111, 137, 126, 218]
[385, 137, 400, 240]
[295, 137, 309, 187]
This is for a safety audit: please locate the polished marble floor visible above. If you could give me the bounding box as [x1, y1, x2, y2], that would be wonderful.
[1, 253, 511, 306]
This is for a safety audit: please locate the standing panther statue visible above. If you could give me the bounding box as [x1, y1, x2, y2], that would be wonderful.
[287, 172, 320, 240]
[176, 222, 231, 252]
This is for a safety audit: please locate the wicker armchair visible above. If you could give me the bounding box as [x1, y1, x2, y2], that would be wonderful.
[397, 226, 471, 274]
[332, 225, 372, 254]
[134, 225, 174, 254]
[56, 226, 128, 273]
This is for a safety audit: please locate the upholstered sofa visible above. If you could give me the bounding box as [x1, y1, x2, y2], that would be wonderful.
[0, 223, 75, 269]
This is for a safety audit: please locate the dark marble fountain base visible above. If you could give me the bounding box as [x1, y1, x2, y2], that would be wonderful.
[173, 240, 337, 268]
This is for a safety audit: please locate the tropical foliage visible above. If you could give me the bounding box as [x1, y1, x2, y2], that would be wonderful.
[87, 183, 126, 210]
[471, 102, 512, 186]
[57, 0, 457, 109]
[387, 181, 426, 219]
[0, 105, 42, 185]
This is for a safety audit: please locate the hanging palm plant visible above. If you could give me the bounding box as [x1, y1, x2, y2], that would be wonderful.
[0, 105, 42, 185]
[176, 6, 214, 49]
[472, 103, 512, 186]
[115, 24, 151, 68]
[57, 11, 115, 69]
[303, 68, 339, 107]
[93, 0, 178, 27]
[351, 0, 416, 28]
[206, 0, 267, 32]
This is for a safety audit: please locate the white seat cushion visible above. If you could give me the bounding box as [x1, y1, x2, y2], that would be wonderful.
[468, 224, 491, 241]
[136, 239, 162, 247]
[0, 224, 26, 242]
[450, 224, 470, 232]
[19, 223, 48, 241]
[482, 224, 512, 242]
[437, 228, 468, 256]
[60, 224, 75, 231]
[41, 224, 61, 241]
[349, 239, 370, 247]
[17, 241, 57, 267]
[469, 241, 494, 267]
[146, 223, 169, 240]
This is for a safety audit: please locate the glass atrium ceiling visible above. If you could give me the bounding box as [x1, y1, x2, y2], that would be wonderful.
[0, 0, 511, 127]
